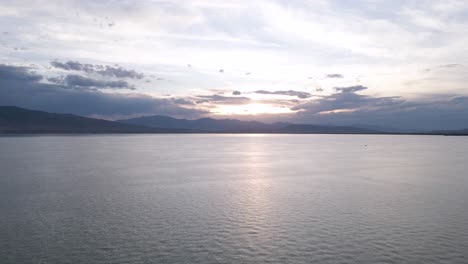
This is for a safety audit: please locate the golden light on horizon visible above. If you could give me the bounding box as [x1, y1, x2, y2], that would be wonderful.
[212, 103, 295, 115]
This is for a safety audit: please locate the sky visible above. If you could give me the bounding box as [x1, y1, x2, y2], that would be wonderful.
[1, 0, 468, 130]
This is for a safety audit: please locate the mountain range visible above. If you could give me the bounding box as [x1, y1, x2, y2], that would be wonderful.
[1, 106, 467, 135]
[0, 106, 190, 133]
[117, 115, 386, 134]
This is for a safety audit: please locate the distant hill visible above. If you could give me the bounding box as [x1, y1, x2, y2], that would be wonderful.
[351, 123, 417, 133]
[430, 129, 468, 136]
[275, 124, 384, 134]
[117, 115, 283, 132]
[0, 106, 190, 133]
[118, 115, 384, 134]
[6, 106, 465, 135]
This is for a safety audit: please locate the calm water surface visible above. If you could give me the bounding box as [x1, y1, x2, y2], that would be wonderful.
[1, 134, 468, 264]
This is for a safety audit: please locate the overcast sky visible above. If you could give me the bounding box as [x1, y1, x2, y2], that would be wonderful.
[1, 0, 468, 130]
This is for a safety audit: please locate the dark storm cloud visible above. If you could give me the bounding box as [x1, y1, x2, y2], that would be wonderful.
[0, 64, 42, 82]
[254, 90, 311, 99]
[0, 64, 206, 119]
[64, 75, 134, 89]
[51, 61, 145, 79]
[334, 85, 367, 93]
[325, 74, 343, 78]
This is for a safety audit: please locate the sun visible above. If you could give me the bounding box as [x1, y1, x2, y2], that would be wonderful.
[212, 103, 294, 115]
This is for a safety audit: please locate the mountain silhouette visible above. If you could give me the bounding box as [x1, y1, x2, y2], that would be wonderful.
[2, 106, 467, 135]
[117, 115, 384, 134]
[0, 106, 191, 133]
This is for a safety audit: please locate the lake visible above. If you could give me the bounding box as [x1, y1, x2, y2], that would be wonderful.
[1, 134, 467, 264]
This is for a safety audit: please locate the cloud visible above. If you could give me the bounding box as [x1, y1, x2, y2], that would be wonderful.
[290, 86, 468, 130]
[440, 64, 462, 68]
[64, 75, 135, 89]
[171, 98, 195, 105]
[0, 64, 206, 119]
[292, 91, 400, 115]
[51, 61, 89, 71]
[293, 96, 468, 131]
[0, 64, 42, 82]
[325, 74, 343, 78]
[97, 65, 145, 79]
[51, 61, 145, 79]
[2, 0, 468, 104]
[334, 85, 367, 93]
[194, 94, 250, 105]
[254, 90, 312, 99]
[232, 90, 242, 95]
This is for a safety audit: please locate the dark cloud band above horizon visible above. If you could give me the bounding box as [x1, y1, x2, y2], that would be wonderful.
[0, 64, 206, 119]
[1, 64, 468, 130]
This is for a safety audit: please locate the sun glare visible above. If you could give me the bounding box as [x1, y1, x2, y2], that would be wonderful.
[213, 103, 294, 115]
